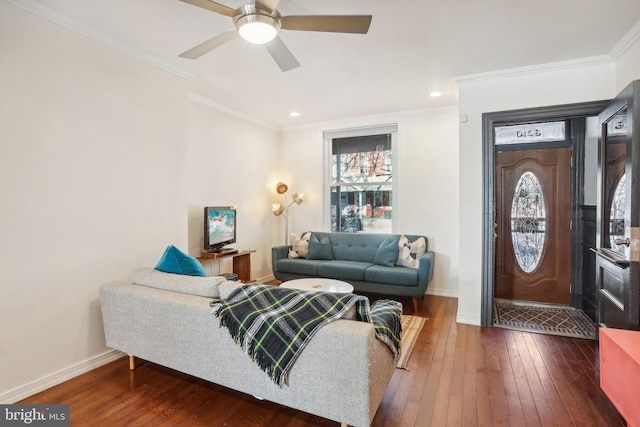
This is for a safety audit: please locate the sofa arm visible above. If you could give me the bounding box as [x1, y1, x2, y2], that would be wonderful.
[271, 245, 289, 274]
[417, 251, 435, 294]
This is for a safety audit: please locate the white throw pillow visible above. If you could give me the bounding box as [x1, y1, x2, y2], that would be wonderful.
[397, 235, 426, 269]
[289, 232, 311, 258]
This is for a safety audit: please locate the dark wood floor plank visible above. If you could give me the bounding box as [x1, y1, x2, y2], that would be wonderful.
[531, 333, 597, 427]
[445, 320, 468, 426]
[475, 328, 495, 427]
[542, 335, 625, 427]
[413, 297, 455, 425]
[482, 328, 511, 427]
[503, 330, 543, 427]
[513, 331, 559, 426]
[461, 325, 479, 427]
[428, 299, 458, 426]
[493, 329, 526, 427]
[18, 294, 623, 427]
[521, 333, 574, 426]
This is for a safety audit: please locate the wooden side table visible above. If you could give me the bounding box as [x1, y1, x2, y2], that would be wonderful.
[199, 249, 255, 282]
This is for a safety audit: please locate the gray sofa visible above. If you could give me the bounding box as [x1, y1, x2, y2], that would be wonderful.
[100, 268, 395, 427]
[272, 232, 434, 312]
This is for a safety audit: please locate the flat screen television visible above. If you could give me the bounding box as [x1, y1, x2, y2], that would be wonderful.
[204, 206, 237, 253]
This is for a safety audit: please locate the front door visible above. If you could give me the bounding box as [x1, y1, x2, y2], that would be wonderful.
[495, 147, 572, 304]
[595, 80, 640, 329]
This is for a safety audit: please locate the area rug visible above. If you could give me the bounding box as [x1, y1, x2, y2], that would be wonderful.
[493, 301, 596, 340]
[396, 315, 426, 369]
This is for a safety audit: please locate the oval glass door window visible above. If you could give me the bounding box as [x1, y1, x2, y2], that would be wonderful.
[609, 173, 626, 253]
[511, 171, 547, 273]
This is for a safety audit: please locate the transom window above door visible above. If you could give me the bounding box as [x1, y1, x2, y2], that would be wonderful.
[495, 121, 567, 146]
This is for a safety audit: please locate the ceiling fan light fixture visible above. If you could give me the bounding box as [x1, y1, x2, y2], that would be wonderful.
[236, 14, 280, 44]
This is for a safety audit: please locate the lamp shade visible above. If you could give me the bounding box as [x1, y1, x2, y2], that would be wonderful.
[272, 203, 284, 216]
[292, 193, 304, 204]
[276, 182, 288, 194]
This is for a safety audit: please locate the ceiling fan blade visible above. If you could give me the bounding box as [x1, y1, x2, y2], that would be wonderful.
[179, 0, 236, 17]
[264, 36, 300, 72]
[178, 30, 238, 59]
[255, 0, 280, 13]
[281, 15, 372, 34]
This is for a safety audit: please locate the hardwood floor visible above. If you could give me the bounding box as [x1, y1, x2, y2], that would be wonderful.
[20, 295, 624, 426]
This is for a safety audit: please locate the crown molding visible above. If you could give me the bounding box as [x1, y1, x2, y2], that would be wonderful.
[281, 105, 458, 132]
[188, 93, 279, 131]
[4, 0, 197, 80]
[454, 18, 640, 85]
[609, 20, 640, 60]
[453, 55, 612, 84]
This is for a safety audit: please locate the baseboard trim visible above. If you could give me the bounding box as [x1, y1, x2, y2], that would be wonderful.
[456, 314, 482, 326]
[426, 287, 458, 298]
[0, 349, 125, 404]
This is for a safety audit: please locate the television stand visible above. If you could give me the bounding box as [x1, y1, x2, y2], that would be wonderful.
[207, 247, 238, 255]
[199, 249, 255, 282]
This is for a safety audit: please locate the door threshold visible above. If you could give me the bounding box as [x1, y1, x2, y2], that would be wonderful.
[494, 298, 573, 310]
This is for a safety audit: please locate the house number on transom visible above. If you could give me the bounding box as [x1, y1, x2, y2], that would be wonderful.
[510, 171, 547, 273]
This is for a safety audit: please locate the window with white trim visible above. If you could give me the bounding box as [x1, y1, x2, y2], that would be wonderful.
[324, 124, 397, 233]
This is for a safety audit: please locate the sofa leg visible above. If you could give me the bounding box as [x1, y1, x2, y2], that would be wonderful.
[412, 297, 420, 313]
[340, 423, 348, 427]
[129, 355, 136, 370]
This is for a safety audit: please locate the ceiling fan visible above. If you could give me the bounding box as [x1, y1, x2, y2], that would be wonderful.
[178, 0, 372, 71]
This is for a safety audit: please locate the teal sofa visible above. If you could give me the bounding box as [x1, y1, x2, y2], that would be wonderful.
[272, 232, 434, 312]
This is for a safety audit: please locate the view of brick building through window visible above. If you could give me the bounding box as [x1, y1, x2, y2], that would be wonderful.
[327, 127, 396, 233]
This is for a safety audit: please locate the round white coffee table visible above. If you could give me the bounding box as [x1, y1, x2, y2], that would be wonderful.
[280, 278, 354, 294]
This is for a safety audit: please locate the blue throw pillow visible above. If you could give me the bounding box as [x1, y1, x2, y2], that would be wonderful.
[374, 236, 400, 267]
[306, 234, 334, 260]
[155, 245, 207, 277]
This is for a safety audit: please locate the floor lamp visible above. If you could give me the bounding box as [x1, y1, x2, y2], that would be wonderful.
[272, 182, 304, 246]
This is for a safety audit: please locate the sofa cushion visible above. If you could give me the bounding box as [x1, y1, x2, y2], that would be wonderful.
[155, 245, 207, 277]
[277, 258, 327, 276]
[317, 260, 373, 281]
[288, 232, 311, 258]
[133, 267, 223, 297]
[317, 232, 381, 263]
[397, 236, 426, 269]
[374, 235, 400, 267]
[364, 265, 418, 287]
[307, 234, 334, 260]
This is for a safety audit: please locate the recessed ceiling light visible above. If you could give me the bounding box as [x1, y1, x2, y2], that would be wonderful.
[429, 91, 442, 98]
[289, 111, 300, 117]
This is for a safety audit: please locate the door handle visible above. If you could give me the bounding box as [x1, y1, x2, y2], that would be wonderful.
[615, 238, 631, 247]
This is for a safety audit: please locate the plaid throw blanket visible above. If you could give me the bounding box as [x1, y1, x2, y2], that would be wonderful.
[211, 284, 402, 386]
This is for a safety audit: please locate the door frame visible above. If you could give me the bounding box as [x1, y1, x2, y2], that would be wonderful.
[481, 100, 611, 326]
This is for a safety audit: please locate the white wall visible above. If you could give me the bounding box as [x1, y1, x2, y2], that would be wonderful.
[280, 109, 460, 298]
[0, 3, 189, 401]
[615, 24, 640, 90]
[185, 95, 282, 281]
[456, 61, 616, 325]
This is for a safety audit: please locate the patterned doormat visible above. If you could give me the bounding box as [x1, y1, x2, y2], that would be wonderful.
[493, 301, 596, 340]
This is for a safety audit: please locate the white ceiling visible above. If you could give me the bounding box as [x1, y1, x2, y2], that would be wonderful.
[18, 0, 640, 127]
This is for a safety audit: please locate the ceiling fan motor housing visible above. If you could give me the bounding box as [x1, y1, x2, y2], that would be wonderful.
[233, 4, 282, 43]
